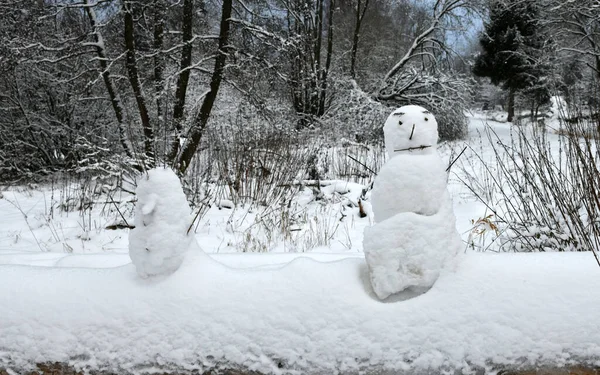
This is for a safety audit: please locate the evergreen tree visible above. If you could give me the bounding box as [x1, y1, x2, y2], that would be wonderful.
[473, 0, 549, 122]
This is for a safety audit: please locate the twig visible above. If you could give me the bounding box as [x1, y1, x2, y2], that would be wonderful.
[346, 154, 376, 174]
[394, 145, 431, 152]
[6, 196, 45, 252]
[107, 193, 131, 228]
[446, 146, 468, 172]
[187, 192, 212, 235]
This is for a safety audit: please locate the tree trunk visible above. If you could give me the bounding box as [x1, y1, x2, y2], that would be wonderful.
[168, 0, 194, 162]
[318, 0, 335, 116]
[507, 86, 516, 123]
[313, 0, 324, 114]
[83, 0, 134, 159]
[350, 0, 368, 80]
[123, 0, 154, 163]
[153, 0, 165, 130]
[176, 0, 232, 175]
[530, 100, 535, 124]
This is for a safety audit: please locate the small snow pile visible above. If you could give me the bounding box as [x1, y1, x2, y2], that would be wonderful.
[129, 167, 194, 278]
[364, 105, 461, 299]
[550, 95, 568, 117]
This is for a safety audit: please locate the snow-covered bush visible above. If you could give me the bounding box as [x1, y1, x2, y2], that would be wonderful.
[129, 168, 195, 278]
[458, 117, 600, 260]
[322, 78, 388, 145]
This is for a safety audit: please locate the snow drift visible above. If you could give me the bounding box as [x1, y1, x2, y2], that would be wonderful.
[1, 251, 600, 374]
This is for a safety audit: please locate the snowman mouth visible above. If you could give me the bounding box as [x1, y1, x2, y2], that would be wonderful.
[394, 145, 432, 152]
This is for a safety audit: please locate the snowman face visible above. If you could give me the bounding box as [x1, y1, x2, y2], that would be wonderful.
[383, 105, 438, 158]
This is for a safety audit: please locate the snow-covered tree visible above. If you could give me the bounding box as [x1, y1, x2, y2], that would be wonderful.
[473, 0, 551, 122]
[540, 0, 600, 107]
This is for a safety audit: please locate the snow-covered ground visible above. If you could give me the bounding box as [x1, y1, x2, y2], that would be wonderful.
[1, 111, 599, 374]
[1, 250, 599, 374]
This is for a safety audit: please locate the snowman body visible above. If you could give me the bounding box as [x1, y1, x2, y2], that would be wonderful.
[364, 105, 461, 299]
[129, 168, 195, 278]
[372, 105, 446, 223]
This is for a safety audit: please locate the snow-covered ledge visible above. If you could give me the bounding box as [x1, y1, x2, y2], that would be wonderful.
[1, 251, 599, 375]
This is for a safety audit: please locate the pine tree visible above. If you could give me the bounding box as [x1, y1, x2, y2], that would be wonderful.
[473, 0, 549, 122]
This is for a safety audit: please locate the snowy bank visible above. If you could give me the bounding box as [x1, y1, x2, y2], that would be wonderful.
[1, 251, 600, 374]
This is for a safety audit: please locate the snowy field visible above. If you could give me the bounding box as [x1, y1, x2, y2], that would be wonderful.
[1, 112, 600, 374]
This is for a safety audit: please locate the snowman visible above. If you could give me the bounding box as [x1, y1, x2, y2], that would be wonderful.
[129, 167, 196, 278]
[363, 105, 461, 300]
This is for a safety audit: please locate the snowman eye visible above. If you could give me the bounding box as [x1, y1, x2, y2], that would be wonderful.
[424, 117, 429, 121]
[398, 121, 403, 126]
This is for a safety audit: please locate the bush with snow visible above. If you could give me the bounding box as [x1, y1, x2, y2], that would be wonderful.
[129, 168, 194, 278]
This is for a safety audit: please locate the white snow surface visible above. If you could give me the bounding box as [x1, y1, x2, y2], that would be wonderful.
[370, 153, 448, 223]
[1, 251, 600, 374]
[383, 105, 438, 158]
[129, 168, 196, 278]
[364, 196, 461, 299]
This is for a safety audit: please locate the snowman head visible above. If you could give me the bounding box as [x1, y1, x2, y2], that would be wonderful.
[383, 105, 438, 158]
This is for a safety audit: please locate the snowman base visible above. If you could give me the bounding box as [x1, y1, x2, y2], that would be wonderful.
[363, 197, 460, 300]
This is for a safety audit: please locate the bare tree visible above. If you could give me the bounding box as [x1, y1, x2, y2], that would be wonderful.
[284, 0, 337, 127]
[542, 0, 600, 79]
[123, 0, 154, 162]
[175, 0, 233, 175]
[83, 0, 135, 159]
[379, 0, 469, 97]
[168, 0, 194, 162]
[153, 0, 166, 127]
[377, 0, 479, 140]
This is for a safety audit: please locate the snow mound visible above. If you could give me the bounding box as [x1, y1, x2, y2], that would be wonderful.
[550, 95, 568, 117]
[1, 252, 600, 375]
[129, 167, 195, 278]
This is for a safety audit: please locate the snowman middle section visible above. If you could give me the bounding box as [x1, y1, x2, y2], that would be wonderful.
[370, 153, 448, 223]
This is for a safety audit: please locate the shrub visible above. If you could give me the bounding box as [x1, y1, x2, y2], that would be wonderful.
[458, 109, 600, 263]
